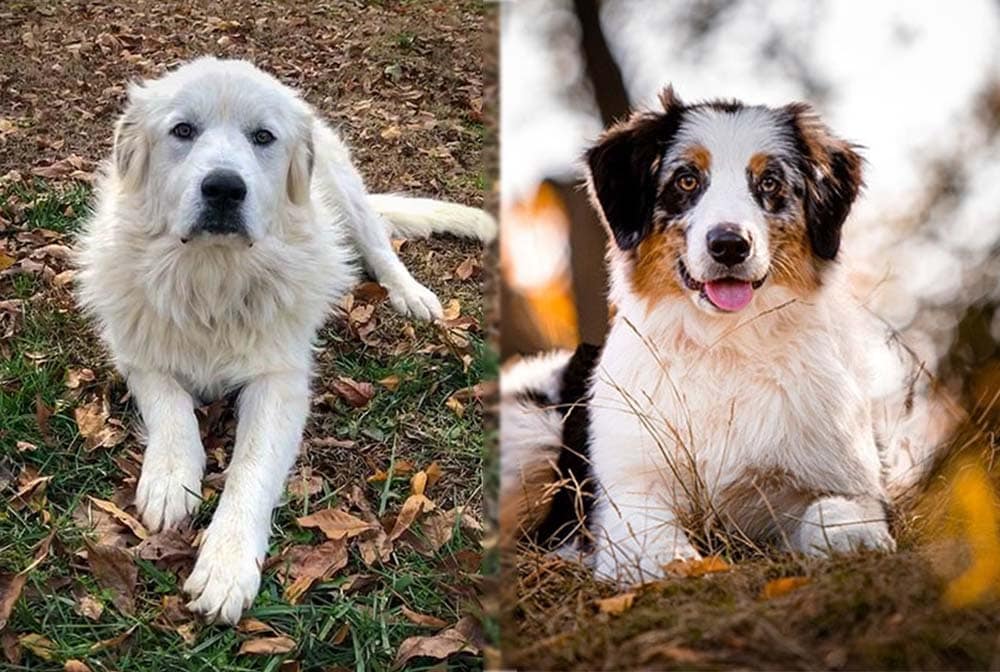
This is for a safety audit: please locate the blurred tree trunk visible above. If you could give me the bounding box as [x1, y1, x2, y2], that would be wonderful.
[567, 0, 630, 346]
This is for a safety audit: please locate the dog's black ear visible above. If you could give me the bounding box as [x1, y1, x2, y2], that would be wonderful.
[785, 103, 864, 261]
[585, 86, 686, 251]
[287, 119, 315, 205]
[113, 85, 150, 192]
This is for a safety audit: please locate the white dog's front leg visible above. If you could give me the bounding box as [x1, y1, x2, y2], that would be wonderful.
[793, 495, 896, 556]
[320, 134, 443, 321]
[591, 490, 702, 587]
[184, 371, 309, 624]
[129, 369, 205, 532]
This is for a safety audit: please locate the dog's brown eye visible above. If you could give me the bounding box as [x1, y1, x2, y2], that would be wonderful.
[252, 129, 276, 146]
[675, 174, 699, 192]
[170, 122, 195, 140]
[760, 176, 779, 193]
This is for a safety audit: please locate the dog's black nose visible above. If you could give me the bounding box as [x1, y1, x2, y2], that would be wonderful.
[706, 226, 751, 267]
[201, 170, 247, 206]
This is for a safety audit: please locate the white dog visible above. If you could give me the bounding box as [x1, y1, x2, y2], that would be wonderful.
[75, 57, 494, 624]
[501, 88, 932, 586]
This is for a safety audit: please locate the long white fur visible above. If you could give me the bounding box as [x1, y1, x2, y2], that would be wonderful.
[503, 106, 916, 587]
[75, 57, 493, 624]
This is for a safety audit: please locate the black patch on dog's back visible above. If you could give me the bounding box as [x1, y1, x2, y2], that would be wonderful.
[532, 342, 602, 549]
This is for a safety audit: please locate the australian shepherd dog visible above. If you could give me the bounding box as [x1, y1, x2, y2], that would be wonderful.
[501, 87, 927, 585]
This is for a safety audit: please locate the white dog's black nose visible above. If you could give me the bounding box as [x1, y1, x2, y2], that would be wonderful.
[707, 226, 751, 267]
[201, 170, 247, 207]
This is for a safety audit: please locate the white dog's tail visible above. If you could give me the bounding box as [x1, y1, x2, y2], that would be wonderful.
[368, 194, 496, 243]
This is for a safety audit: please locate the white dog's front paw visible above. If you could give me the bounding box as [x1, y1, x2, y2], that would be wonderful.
[794, 496, 896, 556]
[184, 526, 264, 625]
[385, 279, 443, 321]
[135, 455, 203, 532]
[592, 535, 702, 587]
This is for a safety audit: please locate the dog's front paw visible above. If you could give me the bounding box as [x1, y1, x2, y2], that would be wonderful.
[184, 525, 264, 625]
[592, 536, 702, 587]
[135, 455, 203, 532]
[794, 496, 896, 556]
[385, 279, 443, 321]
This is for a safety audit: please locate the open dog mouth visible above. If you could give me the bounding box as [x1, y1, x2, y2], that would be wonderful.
[678, 259, 767, 312]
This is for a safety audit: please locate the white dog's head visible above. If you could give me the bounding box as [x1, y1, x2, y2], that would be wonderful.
[112, 57, 314, 246]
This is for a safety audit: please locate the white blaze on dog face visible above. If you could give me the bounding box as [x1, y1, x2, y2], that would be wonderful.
[586, 88, 863, 317]
[114, 57, 313, 245]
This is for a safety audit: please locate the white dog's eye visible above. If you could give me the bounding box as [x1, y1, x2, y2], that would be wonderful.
[252, 129, 276, 146]
[170, 122, 195, 140]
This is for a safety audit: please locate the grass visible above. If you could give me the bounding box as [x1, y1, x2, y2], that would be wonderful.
[0, 181, 489, 671]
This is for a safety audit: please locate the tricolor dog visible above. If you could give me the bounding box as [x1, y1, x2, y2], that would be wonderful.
[501, 88, 924, 585]
[76, 57, 494, 623]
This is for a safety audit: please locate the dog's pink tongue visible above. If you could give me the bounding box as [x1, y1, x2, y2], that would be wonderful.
[704, 279, 753, 312]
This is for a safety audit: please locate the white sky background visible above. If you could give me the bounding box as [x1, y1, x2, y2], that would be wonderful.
[502, 0, 1000, 371]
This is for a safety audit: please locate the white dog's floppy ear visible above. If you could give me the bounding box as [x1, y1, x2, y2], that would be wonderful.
[112, 85, 150, 192]
[287, 119, 315, 206]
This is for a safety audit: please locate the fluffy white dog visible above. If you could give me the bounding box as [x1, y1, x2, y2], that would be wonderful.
[75, 57, 494, 624]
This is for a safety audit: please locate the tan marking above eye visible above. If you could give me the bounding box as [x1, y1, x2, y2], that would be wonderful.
[749, 152, 770, 176]
[676, 174, 699, 192]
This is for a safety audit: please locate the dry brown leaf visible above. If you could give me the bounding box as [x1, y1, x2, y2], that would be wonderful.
[760, 576, 811, 600]
[330, 377, 375, 409]
[353, 281, 388, 303]
[377, 374, 401, 391]
[388, 493, 435, 542]
[401, 606, 449, 629]
[86, 542, 137, 615]
[444, 396, 465, 418]
[238, 636, 297, 656]
[282, 539, 349, 604]
[392, 615, 480, 668]
[87, 497, 148, 540]
[65, 368, 95, 389]
[424, 462, 443, 489]
[419, 506, 483, 554]
[64, 660, 92, 672]
[663, 555, 731, 578]
[0, 574, 27, 631]
[297, 508, 377, 540]
[0, 253, 14, 272]
[286, 468, 324, 500]
[34, 395, 52, 443]
[441, 299, 461, 321]
[411, 470, 428, 496]
[596, 592, 636, 615]
[73, 396, 125, 450]
[237, 618, 276, 635]
[87, 625, 136, 653]
[453, 257, 478, 280]
[19, 634, 56, 661]
[134, 529, 196, 564]
[75, 595, 104, 621]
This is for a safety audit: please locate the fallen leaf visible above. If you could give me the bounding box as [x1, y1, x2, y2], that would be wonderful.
[441, 299, 461, 321]
[663, 555, 730, 578]
[86, 542, 137, 615]
[596, 591, 636, 615]
[87, 625, 136, 653]
[286, 468, 324, 500]
[239, 636, 297, 656]
[75, 595, 104, 621]
[73, 396, 125, 450]
[401, 606, 449, 629]
[65, 368, 95, 389]
[392, 616, 480, 668]
[297, 508, 377, 540]
[330, 377, 375, 409]
[34, 396, 52, 443]
[18, 634, 56, 661]
[282, 539, 349, 603]
[453, 257, 478, 280]
[419, 506, 483, 553]
[353, 281, 388, 303]
[134, 529, 196, 564]
[0, 253, 13, 272]
[445, 396, 465, 418]
[761, 576, 811, 600]
[425, 462, 442, 489]
[88, 497, 148, 540]
[64, 660, 92, 672]
[237, 618, 276, 635]
[0, 574, 27, 630]
[389, 493, 435, 542]
[377, 374, 401, 391]
[411, 470, 428, 496]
